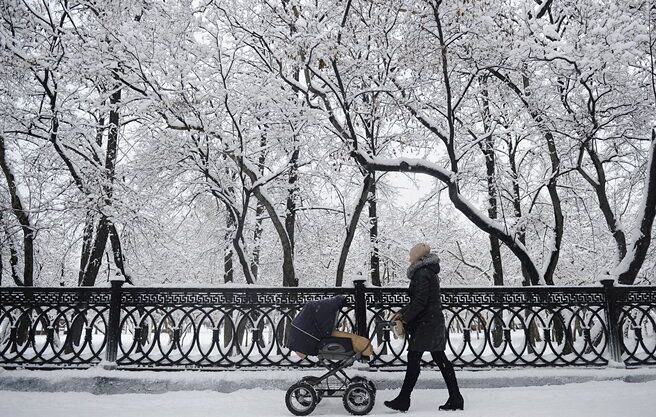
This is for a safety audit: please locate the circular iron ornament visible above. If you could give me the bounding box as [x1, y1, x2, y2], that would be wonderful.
[0, 299, 110, 368]
[618, 304, 656, 365]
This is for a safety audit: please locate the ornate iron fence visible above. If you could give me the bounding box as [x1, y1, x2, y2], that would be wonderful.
[0, 279, 654, 369]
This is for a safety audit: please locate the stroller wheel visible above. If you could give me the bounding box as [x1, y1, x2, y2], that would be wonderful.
[342, 382, 375, 415]
[350, 377, 376, 397]
[368, 381, 376, 397]
[301, 377, 322, 404]
[285, 381, 317, 416]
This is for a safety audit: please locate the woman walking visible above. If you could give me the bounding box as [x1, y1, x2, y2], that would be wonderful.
[384, 243, 464, 412]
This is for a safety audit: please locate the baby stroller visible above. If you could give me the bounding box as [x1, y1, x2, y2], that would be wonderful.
[286, 296, 376, 416]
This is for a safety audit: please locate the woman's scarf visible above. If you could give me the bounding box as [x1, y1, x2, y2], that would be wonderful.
[406, 252, 441, 280]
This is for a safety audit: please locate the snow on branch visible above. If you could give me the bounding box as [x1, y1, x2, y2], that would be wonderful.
[351, 150, 514, 238]
[351, 149, 539, 280]
[350, 150, 453, 183]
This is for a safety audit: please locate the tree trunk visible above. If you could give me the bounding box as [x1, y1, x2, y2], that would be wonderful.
[336, 174, 374, 286]
[577, 142, 628, 260]
[0, 134, 34, 286]
[108, 222, 131, 283]
[542, 131, 564, 285]
[617, 132, 656, 284]
[250, 133, 268, 280]
[251, 202, 265, 280]
[487, 208, 503, 285]
[104, 89, 121, 197]
[223, 212, 234, 352]
[231, 218, 255, 284]
[368, 176, 381, 287]
[215, 191, 255, 285]
[285, 139, 300, 256]
[77, 89, 123, 287]
[506, 136, 533, 285]
[224, 213, 235, 283]
[479, 76, 504, 286]
[78, 211, 95, 285]
[79, 216, 110, 286]
[1, 214, 22, 286]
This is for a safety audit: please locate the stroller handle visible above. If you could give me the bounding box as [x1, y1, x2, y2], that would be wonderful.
[375, 319, 405, 338]
[375, 320, 397, 331]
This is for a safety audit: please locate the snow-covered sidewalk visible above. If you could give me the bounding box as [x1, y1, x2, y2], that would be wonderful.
[1, 380, 655, 417]
[2, 366, 656, 394]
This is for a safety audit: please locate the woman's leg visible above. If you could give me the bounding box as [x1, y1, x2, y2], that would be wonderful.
[431, 351, 463, 409]
[384, 350, 423, 411]
[399, 350, 423, 399]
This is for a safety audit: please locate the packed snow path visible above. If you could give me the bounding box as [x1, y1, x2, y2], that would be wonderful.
[1, 380, 654, 417]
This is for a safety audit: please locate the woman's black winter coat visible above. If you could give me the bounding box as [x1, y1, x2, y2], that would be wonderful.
[399, 253, 447, 352]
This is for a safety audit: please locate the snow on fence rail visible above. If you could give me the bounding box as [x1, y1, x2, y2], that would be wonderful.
[0, 279, 654, 370]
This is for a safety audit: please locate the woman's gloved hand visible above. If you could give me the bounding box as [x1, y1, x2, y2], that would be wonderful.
[389, 312, 405, 338]
[391, 319, 405, 338]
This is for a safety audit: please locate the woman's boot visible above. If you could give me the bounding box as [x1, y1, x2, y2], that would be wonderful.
[433, 351, 464, 411]
[384, 395, 411, 412]
[438, 394, 464, 411]
[384, 351, 422, 412]
[439, 366, 463, 410]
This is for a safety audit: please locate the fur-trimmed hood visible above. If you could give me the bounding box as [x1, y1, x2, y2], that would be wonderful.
[407, 252, 441, 280]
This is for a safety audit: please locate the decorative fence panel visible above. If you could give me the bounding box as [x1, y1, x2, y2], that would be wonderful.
[0, 287, 112, 368]
[0, 279, 654, 370]
[612, 286, 656, 366]
[115, 287, 356, 369]
[365, 286, 611, 367]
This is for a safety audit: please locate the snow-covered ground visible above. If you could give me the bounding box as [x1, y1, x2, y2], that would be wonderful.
[3, 366, 656, 393]
[2, 367, 655, 416]
[1, 380, 654, 417]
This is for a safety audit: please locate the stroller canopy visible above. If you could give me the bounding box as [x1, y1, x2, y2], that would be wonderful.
[288, 295, 347, 356]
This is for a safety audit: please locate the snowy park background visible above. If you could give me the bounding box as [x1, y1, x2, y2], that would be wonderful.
[1, 0, 656, 290]
[2, 0, 656, 416]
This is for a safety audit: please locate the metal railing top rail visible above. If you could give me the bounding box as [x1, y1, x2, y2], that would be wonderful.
[0, 283, 640, 290]
[2, 282, 652, 299]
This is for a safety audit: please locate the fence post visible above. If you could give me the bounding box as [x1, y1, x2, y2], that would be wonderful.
[104, 275, 124, 368]
[600, 278, 623, 365]
[353, 279, 367, 337]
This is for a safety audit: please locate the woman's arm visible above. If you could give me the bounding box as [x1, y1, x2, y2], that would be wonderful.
[398, 271, 431, 323]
